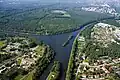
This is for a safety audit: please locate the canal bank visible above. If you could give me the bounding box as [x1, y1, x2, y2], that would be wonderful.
[0, 16, 117, 80]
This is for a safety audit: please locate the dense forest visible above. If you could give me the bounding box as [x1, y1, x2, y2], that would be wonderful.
[83, 41, 120, 60]
[0, 5, 110, 35]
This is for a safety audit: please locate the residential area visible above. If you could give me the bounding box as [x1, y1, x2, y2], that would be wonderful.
[81, 4, 119, 16]
[73, 23, 120, 80]
[0, 37, 55, 80]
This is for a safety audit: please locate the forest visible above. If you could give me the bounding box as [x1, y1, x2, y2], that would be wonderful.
[0, 5, 111, 35]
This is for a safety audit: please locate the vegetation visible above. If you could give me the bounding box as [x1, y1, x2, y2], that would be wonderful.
[0, 53, 17, 63]
[105, 73, 120, 80]
[35, 45, 45, 57]
[102, 19, 120, 27]
[0, 5, 110, 35]
[47, 61, 61, 80]
[0, 37, 55, 80]
[83, 42, 120, 61]
[34, 45, 55, 78]
[66, 20, 120, 80]
[65, 24, 93, 80]
[0, 41, 5, 47]
[14, 74, 23, 80]
[21, 71, 34, 80]
[65, 34, 79, 80]
[80, 23, 95, 39]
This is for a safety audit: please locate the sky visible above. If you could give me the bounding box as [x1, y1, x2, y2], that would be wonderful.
[0, 0, 120, 3]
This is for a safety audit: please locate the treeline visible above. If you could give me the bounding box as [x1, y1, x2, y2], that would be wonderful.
[47, 61, 61, 80]
[80, 23, 95, 39]
[83, 41, 120, 61]
[34, 45, 55, 79]
[45, 28, 80, 35]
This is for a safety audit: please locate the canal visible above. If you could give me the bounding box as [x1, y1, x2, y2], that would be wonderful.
[32, 30, 80, 80]
[0, 16, 116, 80]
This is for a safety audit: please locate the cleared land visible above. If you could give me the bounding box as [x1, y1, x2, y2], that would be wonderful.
[0, 41, 5, 47]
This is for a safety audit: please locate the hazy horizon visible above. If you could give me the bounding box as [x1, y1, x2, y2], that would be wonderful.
[0, 0, 119, 3]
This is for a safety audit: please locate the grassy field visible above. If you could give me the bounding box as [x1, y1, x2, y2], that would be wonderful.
[0, 41, 5, 47]
[47, 61, 60, 80]
[35, 45, 45, 57]
[21, 71, 34, 80]
[47, 72, 57, 80]
[14, 71, 34, 80]
[14, 74, 23, 80]
[102, 19, 120, 27]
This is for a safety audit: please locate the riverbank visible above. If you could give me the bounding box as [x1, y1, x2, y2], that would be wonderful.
[46, 61, 61, 80]
[0, 16, 116, 37]
[0, 17, 119, 80]
[0, 37, 55, 80]
[65, 17, 120, 80]
[65, 22, 100, 80]
[65, 30, 80, 80]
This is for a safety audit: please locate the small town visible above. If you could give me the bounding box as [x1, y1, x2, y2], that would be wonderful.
[81, 3, 119, 16]
[76, 55, 120, 80]
[0, 37, 43, 73]
[73, 23, 120, 80]
[0, 37, 55, 80]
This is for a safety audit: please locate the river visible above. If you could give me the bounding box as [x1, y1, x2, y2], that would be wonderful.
[0, 16, 116, 80]
[0, 30, 80, 80]
[36, 16, 116, 80]
[31, 30, 80, 80]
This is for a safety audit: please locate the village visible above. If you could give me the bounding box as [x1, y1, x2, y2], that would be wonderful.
[74, 23, 120, 80]
[76, 55, 120, 80]
[0, 37, 47, 79]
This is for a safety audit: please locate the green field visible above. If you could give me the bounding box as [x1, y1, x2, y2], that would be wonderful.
[35, 45, 45, 57]
[14, 74, 23, 80]
[47, 61, 60, 80]
[102, 19, 120, 27]
[0, 6, 111, 35]
[0, 41, 5, 47]
[14, 71, 34, 80]
[21, 71, 34, 80]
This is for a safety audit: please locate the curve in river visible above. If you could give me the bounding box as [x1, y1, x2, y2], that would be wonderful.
[36, 16, 117, 80]
[0, 16, 117, 80]
[32, 30, 80, 80]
